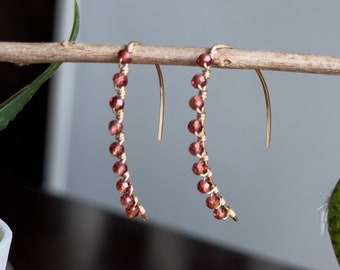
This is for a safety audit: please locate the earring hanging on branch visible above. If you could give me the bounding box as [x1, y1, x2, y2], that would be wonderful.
[188, 44, 272, 221]
[108, 42, 165, 221]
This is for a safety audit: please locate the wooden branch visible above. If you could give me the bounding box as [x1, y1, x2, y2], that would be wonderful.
[1, 41, 340, 75]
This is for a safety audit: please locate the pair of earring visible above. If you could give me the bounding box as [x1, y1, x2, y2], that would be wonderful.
[108, 42, 271, 222]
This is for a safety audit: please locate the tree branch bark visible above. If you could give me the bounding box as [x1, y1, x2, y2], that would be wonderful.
[1, 41, 340, 75]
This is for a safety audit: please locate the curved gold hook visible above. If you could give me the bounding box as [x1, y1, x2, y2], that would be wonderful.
[210, 44, 272, 148]
[127, 42, 165, 141]
[155, 64, 165, 141]
[255, 69, 271, 148]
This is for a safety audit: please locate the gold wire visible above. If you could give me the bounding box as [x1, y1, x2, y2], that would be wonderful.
[155, 64, 165, 141]
[204, 44, 272, 222]
[210, 44, 272, 148]
[255, 69, 271, 148]
[127, 42, 165, 141]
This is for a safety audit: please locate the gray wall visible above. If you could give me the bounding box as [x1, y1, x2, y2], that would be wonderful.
[45, 1, 340, 269]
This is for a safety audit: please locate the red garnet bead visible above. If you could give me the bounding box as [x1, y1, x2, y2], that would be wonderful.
[189, 96, 204, 111]
[113, 73, 128, 87]
[109, 96, 124, 111]
[196, 53, 212, 68]
[117, 49, 132, 65]
[126, 206, 140, 218]
[213, 206, 228, 220]
[116, 179, 132, 193]
[206, 195, 220, 209]
[109, 142, 124, 157]
[192, 160, 208, 175]
[188, 141, 204, 156]
[188, 119, 203, 134]
[108, 120, 123, 135]
[191, 74, 207, 89]
[197, 179, 212, 193]
[120, 193, 135, 208]
[112, 161, 128, 176]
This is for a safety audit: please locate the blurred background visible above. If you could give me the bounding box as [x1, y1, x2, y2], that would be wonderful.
[0, 0, 55, 188]
[2, 0, 340, 269]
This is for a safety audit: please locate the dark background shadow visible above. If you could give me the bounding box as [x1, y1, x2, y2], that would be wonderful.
[0, 0, 56, 188]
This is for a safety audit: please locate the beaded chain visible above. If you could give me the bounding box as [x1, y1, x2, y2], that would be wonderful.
[109, 43, 147, 221]
[188, 46, 238, 221]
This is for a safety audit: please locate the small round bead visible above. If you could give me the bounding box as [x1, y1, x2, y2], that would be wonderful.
[191, 74, 207, 89]
[187, 119, 203, 134]
[206, 195, 220, 209]
[192, 160, 208, 175]
[189, 96, 204, 111]
[109, 96, 124, 111]
[112, 161, 128, 176]
[197, 179, 212, 193]
[126, 206, 140, 218]
[109, 142, 124, 157]
[113, 73, 128, 87]
[188, 142, 204, 156]
[108, 120, 123, 135]
[117, 49, 132, 65]
[196, 53, 212, 68]
[213, 206, 228, 220]
[116, 179, 132, 193]
[120, 193, 135, 208]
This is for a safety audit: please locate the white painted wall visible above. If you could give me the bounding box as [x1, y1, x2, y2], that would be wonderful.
[45, 1, 340, 269]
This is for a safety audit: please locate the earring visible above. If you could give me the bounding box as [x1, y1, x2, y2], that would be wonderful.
[188, 44, 271, 221]
[109, 42, 165, 221]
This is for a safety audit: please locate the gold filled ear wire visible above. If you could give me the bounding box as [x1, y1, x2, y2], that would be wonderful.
[210, 45, 272, 148]
[255, 69, 271, 148]
[155, 63, 165, 141]
[108, 42, 165, 221]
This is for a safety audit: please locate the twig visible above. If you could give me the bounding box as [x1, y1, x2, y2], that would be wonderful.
[1, 41, 340, 75]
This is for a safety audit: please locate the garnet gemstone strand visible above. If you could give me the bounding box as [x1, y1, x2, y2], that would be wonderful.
[187, 50, 238, 222]
[109, 46, 147, 221]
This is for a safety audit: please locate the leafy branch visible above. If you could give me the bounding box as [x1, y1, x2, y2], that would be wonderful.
[1, 42, 340, 75]
[0, 1, 79, 131]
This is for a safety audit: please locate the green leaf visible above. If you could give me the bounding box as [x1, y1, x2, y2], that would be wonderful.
[328, 179, 340, 266]
[0, 0, 80, 131]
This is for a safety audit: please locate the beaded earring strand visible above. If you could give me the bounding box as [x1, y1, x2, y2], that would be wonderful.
[188, 45, 238, 221]
[109, 42, 164, 221]
[188, 44, 271, 221]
